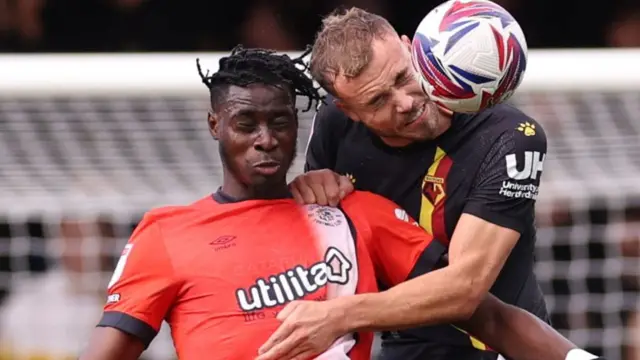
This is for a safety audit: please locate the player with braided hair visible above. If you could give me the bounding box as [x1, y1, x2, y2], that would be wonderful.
[79, 46, 325, 360]
[197, 45, 321, 112]
[80, 46, 600, 360]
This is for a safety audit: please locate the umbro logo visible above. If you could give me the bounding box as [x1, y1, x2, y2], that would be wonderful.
[211, 235, 236, 251]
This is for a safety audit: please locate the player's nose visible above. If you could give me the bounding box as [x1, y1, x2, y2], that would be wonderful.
[394, 89, 414, 113]
[253, 126, 278, 152]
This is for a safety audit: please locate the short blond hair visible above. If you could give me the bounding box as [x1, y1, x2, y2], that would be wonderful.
[310, 7, 395, 95]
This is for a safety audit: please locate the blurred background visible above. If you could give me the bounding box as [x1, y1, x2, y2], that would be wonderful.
[0, 0, 639, 359]
[0, 0, 639, 51]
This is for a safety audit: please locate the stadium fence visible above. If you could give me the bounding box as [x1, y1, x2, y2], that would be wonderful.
[0, 49, 638, 360]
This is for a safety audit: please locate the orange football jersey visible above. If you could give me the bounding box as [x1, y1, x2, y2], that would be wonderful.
[98, 190, 446, 359]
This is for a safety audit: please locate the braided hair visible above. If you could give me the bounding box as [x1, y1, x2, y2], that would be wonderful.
[197, 45, 322, 112]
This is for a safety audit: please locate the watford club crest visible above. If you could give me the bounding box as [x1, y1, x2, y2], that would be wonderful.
[419, 147, 453, 242]
[422, 175, 446, 206]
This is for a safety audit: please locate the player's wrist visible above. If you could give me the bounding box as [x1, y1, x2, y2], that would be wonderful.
[565, 348, 600, 360]
[330, 293, 378, 333]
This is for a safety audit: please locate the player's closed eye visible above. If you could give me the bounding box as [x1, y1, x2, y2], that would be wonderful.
[234, 120, 257, 133]
[396, 71, 411, 86]
[369, 94, 387, 108]
[270, 118, 293, 129]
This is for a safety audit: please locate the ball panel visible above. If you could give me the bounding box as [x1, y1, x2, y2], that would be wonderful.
[412, 0, 528, 113]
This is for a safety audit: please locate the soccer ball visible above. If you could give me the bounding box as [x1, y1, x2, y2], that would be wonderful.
[411, 0, 528, 113]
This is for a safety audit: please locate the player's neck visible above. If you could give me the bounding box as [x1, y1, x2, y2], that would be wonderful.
[221, 178, 290, 201]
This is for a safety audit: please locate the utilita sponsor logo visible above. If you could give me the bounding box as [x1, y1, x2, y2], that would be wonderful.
[235, 247, 352, 311]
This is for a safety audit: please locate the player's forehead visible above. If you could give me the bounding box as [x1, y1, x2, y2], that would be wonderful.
[223, 84, 296, 116]
[335, 36, 410, 104]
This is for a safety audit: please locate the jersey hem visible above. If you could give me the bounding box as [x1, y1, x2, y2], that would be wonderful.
[406, 240, 448, 280]
[463, 202, 525, 234]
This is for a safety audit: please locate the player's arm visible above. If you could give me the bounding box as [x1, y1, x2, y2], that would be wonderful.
[79, 327, 146, 360]
[355, 123, 548, 321]
[257, 192, 604, 360]
[627, 311, 640, 360]
[80, 219, 180, 360]
[462, 294, 602, 360]
[336, 191, 484, 326]
[448, 121, 548, 315]
[342, 192, 602, 360]
[337, 125, 547, 325]
[290, 98, 354, 206]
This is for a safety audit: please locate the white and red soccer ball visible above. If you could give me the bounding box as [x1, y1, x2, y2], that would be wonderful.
[412, 0, 528, 113]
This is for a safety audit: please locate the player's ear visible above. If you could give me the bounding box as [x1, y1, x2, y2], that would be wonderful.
[334, 99, 361, 123]
[400, 35, 412, 50]
[208, 111, 220, 140]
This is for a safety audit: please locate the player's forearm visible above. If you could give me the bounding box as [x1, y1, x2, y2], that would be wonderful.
[461, 298, 575, 360]
[336, 265, 477, 331]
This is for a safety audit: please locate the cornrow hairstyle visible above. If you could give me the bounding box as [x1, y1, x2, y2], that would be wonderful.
[197, 45, 322, 112]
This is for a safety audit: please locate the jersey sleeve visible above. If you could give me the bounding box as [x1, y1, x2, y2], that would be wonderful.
[97, 217, 179, 348]
[341, 191, 448, 287]
[304, 97, 350, 171]
[463, 120, 547, 233]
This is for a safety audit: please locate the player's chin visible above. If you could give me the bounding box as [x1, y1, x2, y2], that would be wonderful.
[400, 123, 436, 141]
[249, 163, 290, 184]
[249, 169, 285, 184]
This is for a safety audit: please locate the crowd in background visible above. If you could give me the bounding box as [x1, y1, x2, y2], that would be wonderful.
[0, 0, 639, 52]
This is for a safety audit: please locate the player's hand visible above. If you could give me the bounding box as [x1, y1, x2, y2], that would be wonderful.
[289, 169, 354, 206]
[256, 300, 348, 360]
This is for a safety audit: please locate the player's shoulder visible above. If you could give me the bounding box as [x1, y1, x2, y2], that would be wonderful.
[483, 103, 532, 120]
[313, 95, 352, 132]
[340, 191, 398, 214]
[482, 103, 545, 139]
[488, 104, 547, 153]
[341, 190, 378, 206]
[341, 191, 419, 228]
[137, 195, 216, 237]
[143, 198, 204, 222]
[456, 104, 546, 152]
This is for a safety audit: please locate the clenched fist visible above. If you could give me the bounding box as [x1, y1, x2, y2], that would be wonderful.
[289, 169, 354, 206]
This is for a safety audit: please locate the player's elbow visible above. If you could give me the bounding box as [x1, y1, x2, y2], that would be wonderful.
[456, 291, 484, 321]
[448, 252, 504, 320]
[453, 276, 491, 320]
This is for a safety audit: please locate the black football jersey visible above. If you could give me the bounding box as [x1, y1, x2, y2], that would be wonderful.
[305, 96, 550, 360]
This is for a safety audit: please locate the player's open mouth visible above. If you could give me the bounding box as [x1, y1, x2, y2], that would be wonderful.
[253, 161, 281, 175]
